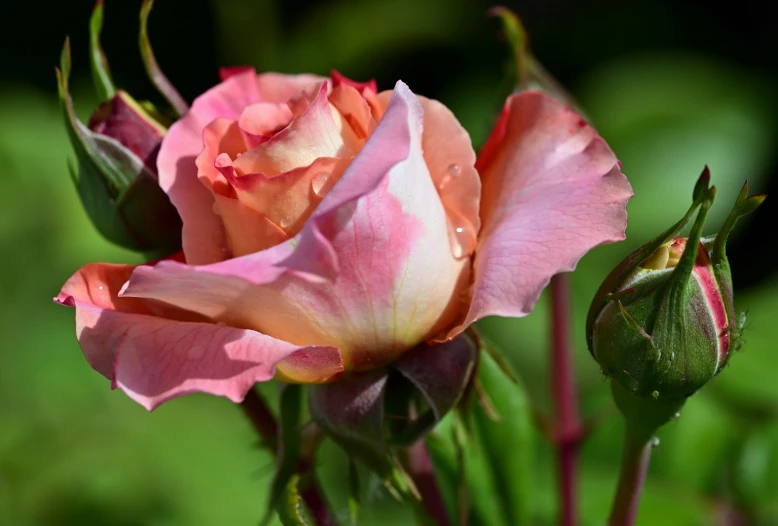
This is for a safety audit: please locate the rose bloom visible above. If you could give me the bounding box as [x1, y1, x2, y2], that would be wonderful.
[56, 69, 631, 410]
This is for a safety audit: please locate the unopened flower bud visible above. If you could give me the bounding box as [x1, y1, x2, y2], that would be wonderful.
[586, 168, 764, 400]
[55, 0, 184, 255]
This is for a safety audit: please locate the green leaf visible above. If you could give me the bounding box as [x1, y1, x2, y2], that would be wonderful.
[470, 349, 534, 526]
[347, 459, 360, 526]
[139, 0, 188, 116]
[89, 0, 116, 101]
[276, 475, 315, 526]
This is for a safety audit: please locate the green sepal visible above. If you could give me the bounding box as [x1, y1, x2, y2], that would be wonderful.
[89, 0, 116, 102]
[490, 7, 581, 111]
[309, 371, 393, 476]
[140, 0, 189, 117]
[275, 475, 315, 526]
[711, 181, 766, 353]
[264, 384, 303, 526]
[586, 167, 712, 353]
[56, 39, 182, 255]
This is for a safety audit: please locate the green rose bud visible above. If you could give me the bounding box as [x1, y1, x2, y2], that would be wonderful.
[55, 1, 185, 255]
[586, 168, 764, 400]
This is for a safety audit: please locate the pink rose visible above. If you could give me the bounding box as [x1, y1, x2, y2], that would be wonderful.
[56, 68, 632, 410]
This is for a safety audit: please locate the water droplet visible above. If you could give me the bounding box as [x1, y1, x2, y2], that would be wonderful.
[212, 202, 221, 216]
[448, 212, 477, 259]
[438, 163, 461, 191]
[672, 412, 681, 420]
[216, 321, 226, 327]
[311, 171, 333, 197]
[651, 437, 661, 448]
[98, 286, 104, 290]
[188, 345, 206, 360]
[280, 216, 293, 229]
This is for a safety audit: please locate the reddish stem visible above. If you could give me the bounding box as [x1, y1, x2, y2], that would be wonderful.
[550, 273, 582, 526]
[240, 388, 334, 525]
[405, 438, 450, 526]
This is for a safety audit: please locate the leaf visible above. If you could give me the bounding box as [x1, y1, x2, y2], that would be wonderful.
[276, 475, 315, 526]
[139, 0, 188, 116]
[470, 349, 534, 526]
[347, 459, 360, 526]
[89, 0, 116, 102]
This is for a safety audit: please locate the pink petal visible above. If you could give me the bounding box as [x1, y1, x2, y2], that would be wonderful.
[256, 72, 327, 104]
[450, 91, 632, 336]
[55, 262, 342, 409]
[330, 70, 378, 97]
[232, 81, 355, 176]
[157, 70, 262, 265]
[122, 82, 469, 370]
[238, 102, 295, 148]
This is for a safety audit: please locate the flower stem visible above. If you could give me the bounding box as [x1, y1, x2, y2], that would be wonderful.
[549, 273, 582, 526]
[404, 438, 450, 526]
[608, 427, 652, 526]
[240, 387, 334, 525]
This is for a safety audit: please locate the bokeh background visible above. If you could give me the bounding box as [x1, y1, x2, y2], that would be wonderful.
[2, 0, 778, 524]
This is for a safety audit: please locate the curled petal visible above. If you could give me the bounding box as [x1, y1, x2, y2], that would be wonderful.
[55, 261, 341, 409]
[233, 82, 354, 176]
[256, 72, 327, 104]
[157, 69, 262, 264]
[449, 92, 632, 336]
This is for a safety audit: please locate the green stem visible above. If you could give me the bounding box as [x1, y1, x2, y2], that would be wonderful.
[609, 426, 653, 526]
[608, 381, 685, 526]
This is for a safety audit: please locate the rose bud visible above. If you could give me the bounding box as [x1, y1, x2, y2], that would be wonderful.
[55, 63, 632, 411]
[586, 168, 765, 400]
[55, 1, 183, 255]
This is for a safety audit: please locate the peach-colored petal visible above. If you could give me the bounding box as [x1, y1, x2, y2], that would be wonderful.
[217, 156, 352, 236]
[329, 84, 377, 140]
[157, 70, 262, 265]
[196, 117, 246, 194]
[256, 72, 326, 104]
[417, 95, 481, 259]
[447, 91, 632, 337]
[121, 82, 468, 370]
[55, 261, 342, 410]
[212, 192, 289, 256]
[233, 82, 354, 176]
[331, 70, 378, 98]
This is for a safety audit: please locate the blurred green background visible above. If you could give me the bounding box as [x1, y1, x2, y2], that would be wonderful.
[2, 0, 778, 524]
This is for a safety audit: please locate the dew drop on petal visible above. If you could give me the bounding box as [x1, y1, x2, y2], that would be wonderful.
[188, 345, 205, 360]
[311, 171, 333, 197]
[447, 210, 477, 259]
[216, 321, 226, 327]
[438, 163, 461, 192]
[280, 216, 293, 229]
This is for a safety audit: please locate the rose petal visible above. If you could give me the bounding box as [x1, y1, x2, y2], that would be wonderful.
[330, 70, 378, 98]
[237, 102, 295, 148]
[329, 83, 377, 140]
[449, 91, 632, 336]
[55, 261, 342, 410]
[233, 81, 354, 176]
[417, 95, 481, 259]
[158, 69, 262, 265]
[218, 156, 352, 236]
[256, 72, 327, 104]
[122, 82, 469, 369]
